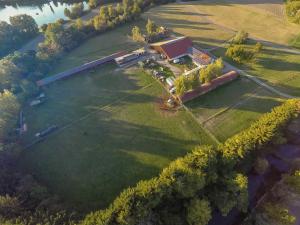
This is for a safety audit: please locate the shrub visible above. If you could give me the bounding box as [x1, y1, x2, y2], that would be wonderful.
[226, 45, 255, 64]
[232, 30, 249, 44]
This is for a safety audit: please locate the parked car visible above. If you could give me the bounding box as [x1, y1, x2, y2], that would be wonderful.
[170, 87, 176, 94]
[173, 58, 180, 64]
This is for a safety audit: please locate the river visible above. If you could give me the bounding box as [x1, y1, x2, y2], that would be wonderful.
[0, 0, 88, 26]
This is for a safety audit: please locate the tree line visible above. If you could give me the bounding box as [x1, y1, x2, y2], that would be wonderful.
[0, 15, 39, 57]
[80, 99, 299, 225]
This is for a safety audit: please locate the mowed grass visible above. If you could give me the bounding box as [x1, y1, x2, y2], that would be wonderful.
[20, 22, 216, 210]
[145, 3, 234, 49]
[186, 78, 284, 142]
[212, 42, 300, 97]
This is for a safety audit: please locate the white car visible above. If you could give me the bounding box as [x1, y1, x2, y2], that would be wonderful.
[170, 87, 176, 94]
[173, 59, 180, 64]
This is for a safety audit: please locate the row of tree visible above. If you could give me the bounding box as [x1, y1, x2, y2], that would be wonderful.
[0, 15, 39, 57]
[38, 0, 175, 62]
[81, 100, 299, 225]
[174, 58, 224, 96]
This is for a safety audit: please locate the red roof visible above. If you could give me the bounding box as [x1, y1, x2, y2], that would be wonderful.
[181, 71, 239, 103]
[152, 37, 192, 60]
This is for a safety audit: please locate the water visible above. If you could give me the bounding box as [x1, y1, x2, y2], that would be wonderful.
[0, 1, 88, 26]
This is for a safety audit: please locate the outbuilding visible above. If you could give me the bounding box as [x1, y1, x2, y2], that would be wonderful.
[150, 37, 192, 61]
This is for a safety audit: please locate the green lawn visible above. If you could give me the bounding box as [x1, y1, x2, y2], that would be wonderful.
[20, 21, 216, 211]
[211, 42, 300, 97]
[186, 78, 284, 142]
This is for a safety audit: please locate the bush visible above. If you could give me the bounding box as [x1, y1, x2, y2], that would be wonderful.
[232, 30, 249, 44]
[226, 45, 255, 64]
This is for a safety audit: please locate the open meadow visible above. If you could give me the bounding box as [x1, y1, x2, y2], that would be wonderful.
[20, 22, 216, 210]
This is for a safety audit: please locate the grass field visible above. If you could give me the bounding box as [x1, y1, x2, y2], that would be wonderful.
[19, 2, 298, 212]
[211, 41, 300, 97]
[20, 22, 216, 211]
[186, 78, 284, 142]
[146, 0, 300, 46]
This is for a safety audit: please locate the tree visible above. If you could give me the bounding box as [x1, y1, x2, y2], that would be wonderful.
[132, 1, 141, 16]
[226, 45, 254, 64]
[0, 59, 21, 91]
[116, 3, 123, 15]
[146, 18, 156, 35]
[175, 76, 187, 96]
[108, 5, 117, 19]
[131, 26, 143, 42]
[9, 14, 38, 39]
[199, 58, 224, 83]
[75, 18, 84, 31]
[99, 6, 109, 21]
[88, 0, 99, 9]
[231, 30, 248, 44]
[0, 22, 18, 57]
[187, 199, 212, 225]
[0, 90, 20, 147]
[255, 42, 263, 52]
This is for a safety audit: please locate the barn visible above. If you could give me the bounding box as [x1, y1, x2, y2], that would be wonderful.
[150, 37, 192, 61]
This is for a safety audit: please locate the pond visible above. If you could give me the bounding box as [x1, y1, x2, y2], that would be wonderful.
[0, 1, 88, 26]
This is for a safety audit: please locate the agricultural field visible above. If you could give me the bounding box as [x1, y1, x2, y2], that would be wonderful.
[20, 23, 216, 211]
[147, 0, 300, 46]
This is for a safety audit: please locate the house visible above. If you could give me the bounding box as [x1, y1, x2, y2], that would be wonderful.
[150, 37, 192, 61]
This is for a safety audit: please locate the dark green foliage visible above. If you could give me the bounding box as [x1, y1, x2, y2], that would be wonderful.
[0, 15, 38, 57]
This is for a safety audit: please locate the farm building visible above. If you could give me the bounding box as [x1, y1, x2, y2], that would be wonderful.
[115, 48, 146, 66]
[150, 37, 192, 61]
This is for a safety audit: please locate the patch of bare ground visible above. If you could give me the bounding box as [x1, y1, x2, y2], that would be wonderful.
[155, 97, 180, 117]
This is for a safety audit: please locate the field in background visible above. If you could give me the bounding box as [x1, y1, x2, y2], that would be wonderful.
[147, 0, 300, 46]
